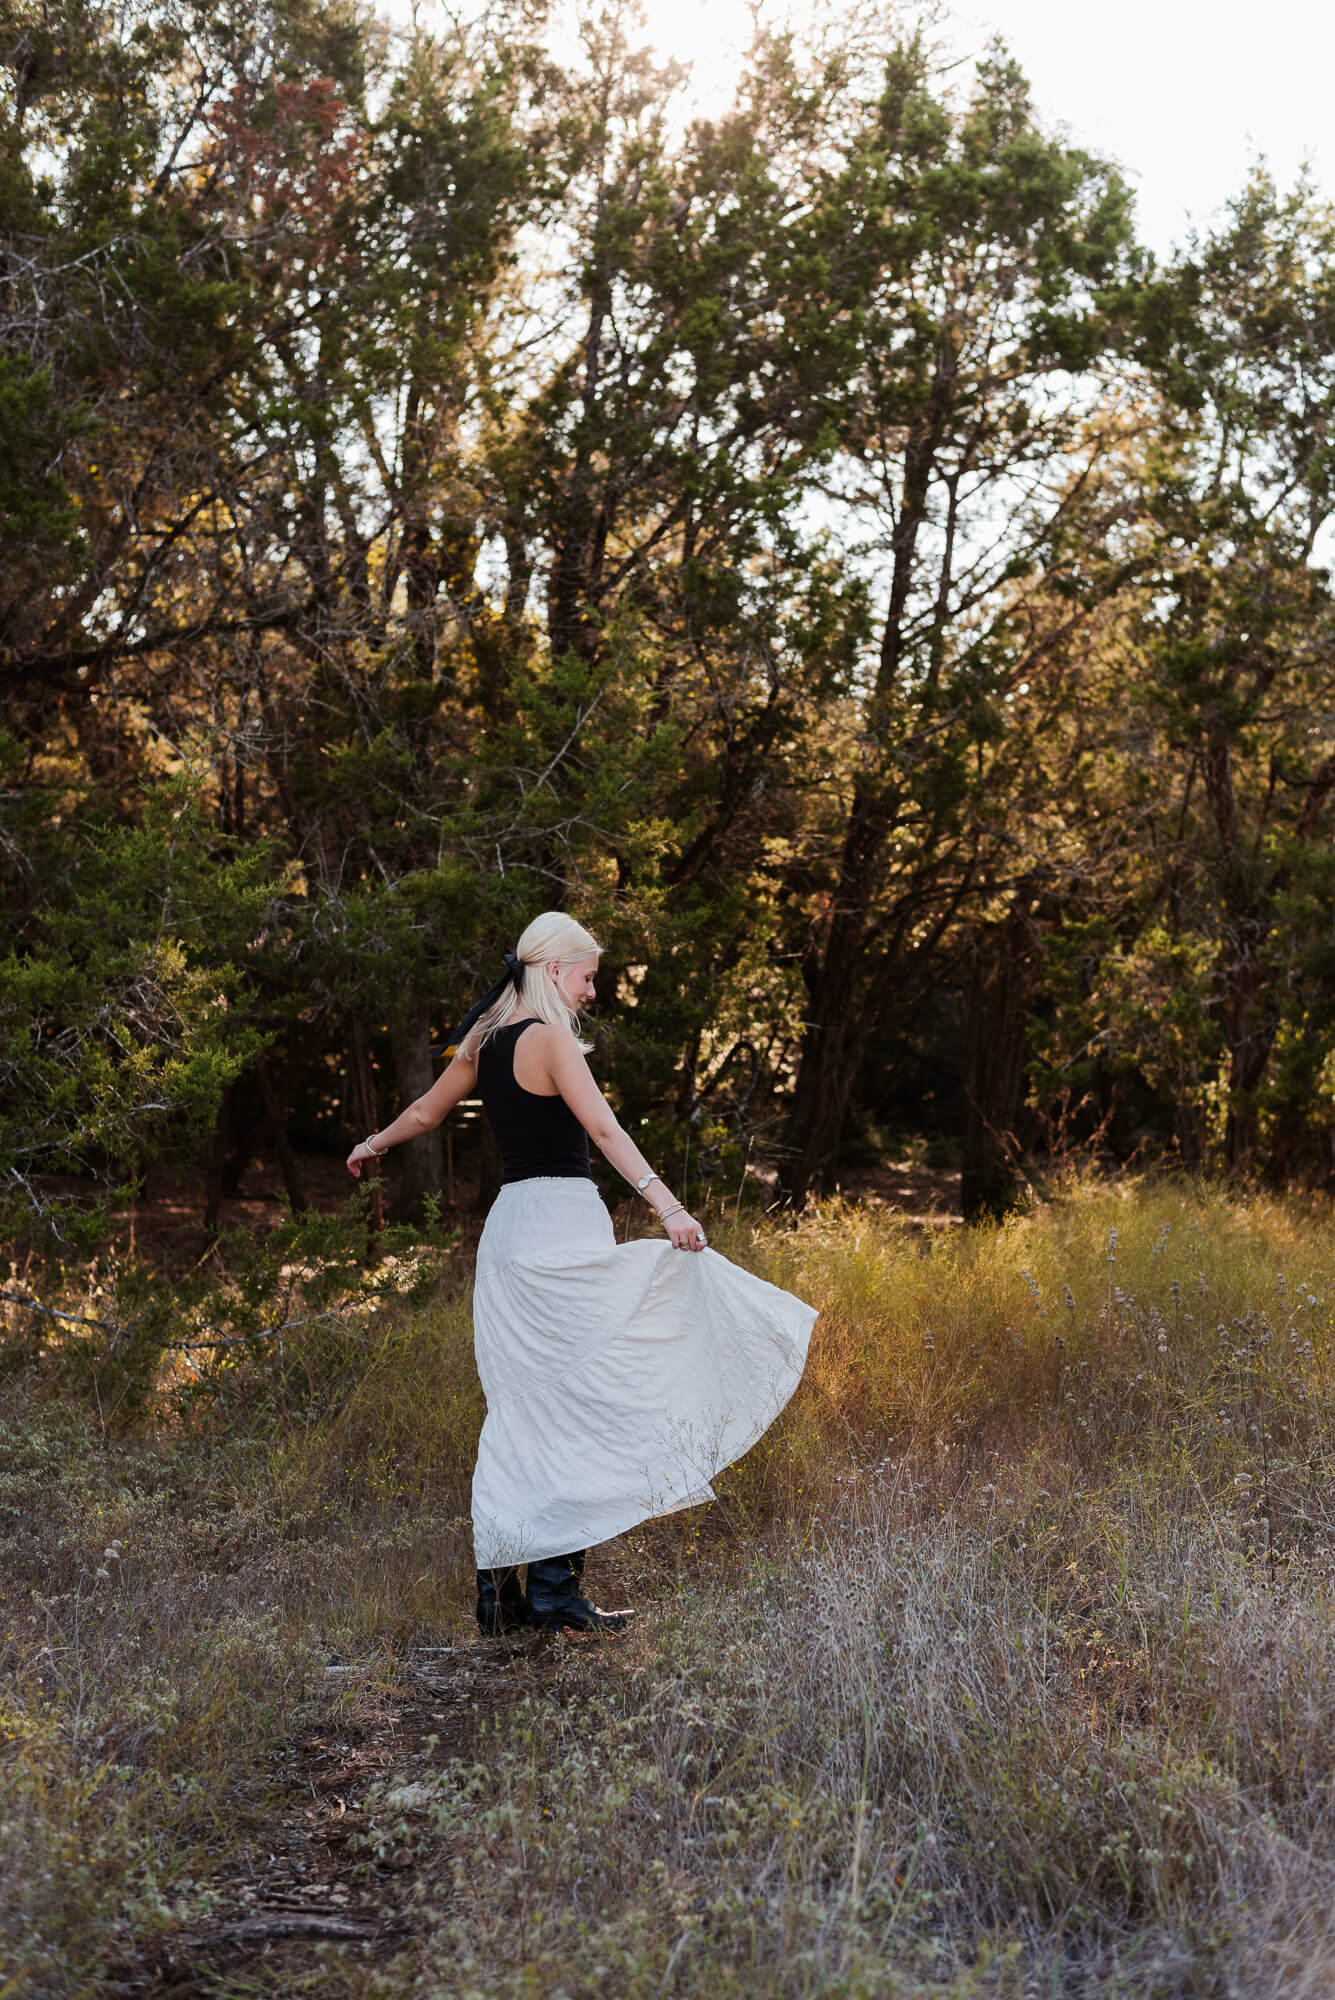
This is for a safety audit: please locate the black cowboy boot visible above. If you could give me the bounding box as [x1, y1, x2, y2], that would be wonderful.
[524, 1551, 634, 1634]
[475, 1566, 530, 1636]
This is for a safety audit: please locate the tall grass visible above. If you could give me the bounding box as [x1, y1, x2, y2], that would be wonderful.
[5, 1178, 1335, 1994]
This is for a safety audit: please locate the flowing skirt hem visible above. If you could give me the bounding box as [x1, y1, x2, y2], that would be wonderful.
[468, 1179, 816, 1568]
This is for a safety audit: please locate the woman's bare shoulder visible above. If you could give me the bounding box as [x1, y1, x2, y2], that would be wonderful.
[524, 1021, 584, 1056]
[523, 1023, 592, 1074]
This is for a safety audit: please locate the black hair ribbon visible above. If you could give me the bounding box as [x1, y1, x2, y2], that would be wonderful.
[443, 950, 525, 1054]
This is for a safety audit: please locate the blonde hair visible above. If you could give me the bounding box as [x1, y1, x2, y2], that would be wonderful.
[457, 911, 600, 1061]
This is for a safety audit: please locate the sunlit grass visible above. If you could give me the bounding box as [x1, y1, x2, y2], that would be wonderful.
[6, 1177, 1335, 1993]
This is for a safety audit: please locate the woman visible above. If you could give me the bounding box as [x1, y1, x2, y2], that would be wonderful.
[347, 912, 816, 1636]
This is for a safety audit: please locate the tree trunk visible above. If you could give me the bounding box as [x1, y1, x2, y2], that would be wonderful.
[547, 284, 609, 667]
[387, 997, 445, 1225]
[780, 357, 958, 1208]
[203, 1084, 232, 1235]
[222, 1092, 262, 1193]
[779, 793, 885, 1205]
[960, 907, 1039, 1221]
[255, 1055, 309, 1212]
[1173, 1095, 1205, 1171]
[1203, 726, 1276, 1171]
[1218, 909, 1276, 1170]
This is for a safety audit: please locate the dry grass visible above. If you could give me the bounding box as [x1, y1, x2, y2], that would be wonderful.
[5, 1178, 1335, 1995]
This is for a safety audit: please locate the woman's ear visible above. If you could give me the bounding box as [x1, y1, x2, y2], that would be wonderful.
[546, 958, 562, 984]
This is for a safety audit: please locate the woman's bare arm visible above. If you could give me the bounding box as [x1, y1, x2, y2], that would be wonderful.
[542, 1030, 706, 1249]
[346, 1052, 478, 1177]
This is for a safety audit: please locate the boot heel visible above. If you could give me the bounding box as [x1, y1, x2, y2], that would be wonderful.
[524, 1552, 634, 1635]
[475, 1566, 530, 1635]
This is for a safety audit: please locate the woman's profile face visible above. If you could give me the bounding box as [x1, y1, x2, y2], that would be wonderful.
[553, 953, 599, 1009]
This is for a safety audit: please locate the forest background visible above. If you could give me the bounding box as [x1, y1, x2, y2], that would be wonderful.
[5, 0, 1335, 1246]
[13, 8, 1335, 1996]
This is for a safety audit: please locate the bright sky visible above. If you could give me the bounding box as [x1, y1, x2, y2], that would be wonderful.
[631, 0, 1334, 258]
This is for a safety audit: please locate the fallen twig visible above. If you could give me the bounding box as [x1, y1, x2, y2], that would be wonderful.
[192, 1910, 391, 1946]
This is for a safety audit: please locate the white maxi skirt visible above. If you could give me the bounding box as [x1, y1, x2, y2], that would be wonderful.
[470, 1177, 817, 1567]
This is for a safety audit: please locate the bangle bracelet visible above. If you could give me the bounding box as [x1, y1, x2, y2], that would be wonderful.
[658, 1202, 685, 1223]
[361, 1133, 383, 1156]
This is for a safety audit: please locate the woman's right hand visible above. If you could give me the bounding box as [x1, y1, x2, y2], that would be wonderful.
[662, 1208, 708, 1252]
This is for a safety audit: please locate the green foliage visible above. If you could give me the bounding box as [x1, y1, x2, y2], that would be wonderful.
[0, 356, 86, 563]
[3, 1188, 457, 1421]
[0, 775, 269, 1244]
[4, 0, 1335, 1215]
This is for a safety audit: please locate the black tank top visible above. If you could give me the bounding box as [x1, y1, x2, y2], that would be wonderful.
[477, 1020, 593, 1185]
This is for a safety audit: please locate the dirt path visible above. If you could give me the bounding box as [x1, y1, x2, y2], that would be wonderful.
[116, 1631, 611, 1996]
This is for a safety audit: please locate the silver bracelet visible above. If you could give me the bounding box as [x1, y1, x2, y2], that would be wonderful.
[657, 1202, 685, 1223]
[361, 1133, 384, 1156]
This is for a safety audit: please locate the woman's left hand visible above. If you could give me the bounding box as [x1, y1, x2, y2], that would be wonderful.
[663, 1208, 708, 1252]
[345, 1141, 379, 1178]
